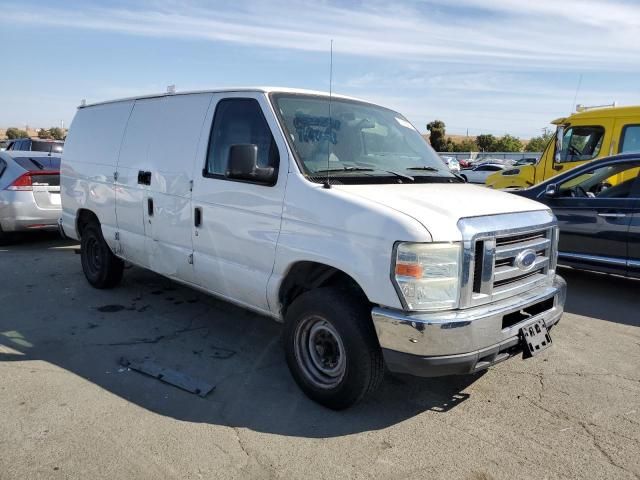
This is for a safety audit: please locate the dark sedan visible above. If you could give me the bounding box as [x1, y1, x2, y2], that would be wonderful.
[513, 153, 640, 278]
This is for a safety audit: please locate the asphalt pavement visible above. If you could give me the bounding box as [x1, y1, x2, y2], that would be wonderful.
[0, 233, 638, 479]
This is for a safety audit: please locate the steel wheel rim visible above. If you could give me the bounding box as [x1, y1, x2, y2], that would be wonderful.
[85, 236, 102, 275]
[294, 315, 346, 389]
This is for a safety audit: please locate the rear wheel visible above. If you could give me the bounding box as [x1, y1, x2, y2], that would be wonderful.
[0, 225, 13, 246]
[284, 287, 384, 410]
[81, 223, 124, 288]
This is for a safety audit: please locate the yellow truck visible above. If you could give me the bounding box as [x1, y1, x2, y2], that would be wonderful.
[486, 104, 640, 189]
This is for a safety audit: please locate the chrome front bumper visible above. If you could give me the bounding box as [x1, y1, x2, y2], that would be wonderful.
[372, 275, 566, 377]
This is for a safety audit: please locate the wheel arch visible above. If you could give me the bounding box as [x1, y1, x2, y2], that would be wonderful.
[278, 261, 370, 317]
[76, 208, 100, 239]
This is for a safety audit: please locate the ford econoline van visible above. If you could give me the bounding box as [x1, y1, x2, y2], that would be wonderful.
[60, 88, 566, 409]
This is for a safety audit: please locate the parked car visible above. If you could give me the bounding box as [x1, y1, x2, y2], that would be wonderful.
[459, 163, 507, 184]
[5, 138, 64, 154]
[458, 158, 474, 168]
[487, 104, 640, 189]
[61, 87, 566, 409]
[440, 155, 461, 173]
[0, 151, 62, 244]
[514, 157, 538, 166]
[513, 153, 640, 278]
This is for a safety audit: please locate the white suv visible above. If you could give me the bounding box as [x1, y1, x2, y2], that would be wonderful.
[60, 88, 566, 409]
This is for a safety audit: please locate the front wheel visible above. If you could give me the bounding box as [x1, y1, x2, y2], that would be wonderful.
[80, 224, 124, 289]
[283, 287, 384, 410]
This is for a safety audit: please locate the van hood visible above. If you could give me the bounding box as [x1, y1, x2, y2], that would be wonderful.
[332, 183, 549, 241]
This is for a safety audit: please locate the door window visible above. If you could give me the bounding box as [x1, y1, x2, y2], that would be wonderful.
[620, 125, 640, 153]
[205, 98, 279, 181]
[557, 126, 605, 163]
[557, 162, 640, 198]
[473, 165, 501, 172]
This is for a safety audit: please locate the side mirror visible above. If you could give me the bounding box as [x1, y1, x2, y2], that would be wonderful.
[226, 144, 275, 184]
[544, 183, 558, 198]
[554, 126, 564, 163]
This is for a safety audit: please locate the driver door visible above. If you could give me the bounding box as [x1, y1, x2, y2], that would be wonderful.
[550, 161, 640, 274]
[190, 93, 288, 313]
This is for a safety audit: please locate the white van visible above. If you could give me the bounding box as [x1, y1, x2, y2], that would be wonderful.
[60, 88, 566, 409]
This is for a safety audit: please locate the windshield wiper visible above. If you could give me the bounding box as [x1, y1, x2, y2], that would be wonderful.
[312, 167, 375, 174]
[312, 166, 414, 182]
[380, 169, 414, 181]
[29, 158, 45, 170]
[406, 166, 439, 172]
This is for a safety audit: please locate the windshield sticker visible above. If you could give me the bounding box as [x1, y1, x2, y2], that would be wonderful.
[293, 114, 341, 144]
[395, 117, 414, 130]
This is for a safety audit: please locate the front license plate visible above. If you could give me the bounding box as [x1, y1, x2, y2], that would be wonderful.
[521, 319, 552, 357]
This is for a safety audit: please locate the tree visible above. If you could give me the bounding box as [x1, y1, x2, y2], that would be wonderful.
[38, 128, 53, 139]
[5, 127, 29, 139]
[525, 132, 553, 152]
[475, 134, 496, 152]
[426, 120, 448, 151]
[493, 134, 523, 152]
[48, 127, 65, 140]
[453, 138, 477, 152]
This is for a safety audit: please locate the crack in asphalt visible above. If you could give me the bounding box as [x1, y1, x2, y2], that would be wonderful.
[230, 427, 277, 479]
[92, 326, 210, 347]
[578, 421, 640, 480]
[521, 395, 640, 478]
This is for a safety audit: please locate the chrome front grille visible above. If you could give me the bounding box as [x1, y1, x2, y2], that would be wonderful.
[458, 211, 558, 309]
[491, 229, 552, 294]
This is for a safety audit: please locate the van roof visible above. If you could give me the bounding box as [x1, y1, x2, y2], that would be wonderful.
[552, 104, 640, 125]
[79, 87, 366, 109]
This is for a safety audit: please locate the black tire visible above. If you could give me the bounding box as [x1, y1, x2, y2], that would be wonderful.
[0, 226, 8, 246]
[460, 174, 467, 183]
[80, 223, 124, 289]
[283, 287, 384, 410]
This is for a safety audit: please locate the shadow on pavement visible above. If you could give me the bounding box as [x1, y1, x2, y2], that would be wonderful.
[0, 252, 481, 439]
[559, 266, 639, 327]
[0, 231, 77, 251]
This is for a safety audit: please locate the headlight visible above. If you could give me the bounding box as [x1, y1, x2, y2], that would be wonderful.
[392, 242, 462, 311]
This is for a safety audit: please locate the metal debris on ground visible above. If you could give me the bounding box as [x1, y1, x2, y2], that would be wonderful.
[119, 357, 215, 398]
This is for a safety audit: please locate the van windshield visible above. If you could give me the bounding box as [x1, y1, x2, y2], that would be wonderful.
[271, 93, 455, 183]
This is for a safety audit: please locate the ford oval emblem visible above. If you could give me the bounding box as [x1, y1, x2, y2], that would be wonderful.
[514, 249, 538, 271]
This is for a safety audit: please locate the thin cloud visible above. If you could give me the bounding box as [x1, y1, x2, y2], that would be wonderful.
[1, 0, 639, 70]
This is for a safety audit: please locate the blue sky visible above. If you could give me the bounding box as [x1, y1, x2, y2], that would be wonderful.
[1, 0, 639, 137]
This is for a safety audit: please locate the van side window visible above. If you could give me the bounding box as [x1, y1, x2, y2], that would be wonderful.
[620, 125, 640, 154]
[205, 98, 279, 181]
[0, 159, 6, 177]
[557, 126, 604, 163]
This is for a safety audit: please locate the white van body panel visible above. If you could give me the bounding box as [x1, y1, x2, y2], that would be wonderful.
[143, 93, 213, 282]
[191, 92, 288, 312]
[331, 183, 548, 242]
[266, 170, 432, 315]
[61, 101, 134, 242]
[115, 97, 164, 266]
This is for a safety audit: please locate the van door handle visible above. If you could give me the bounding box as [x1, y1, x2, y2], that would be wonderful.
[194, 207, 202, 227]
[137, 170, 151, 185]
[147, 198, 154, 216]
[597, 212, 626, 218]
